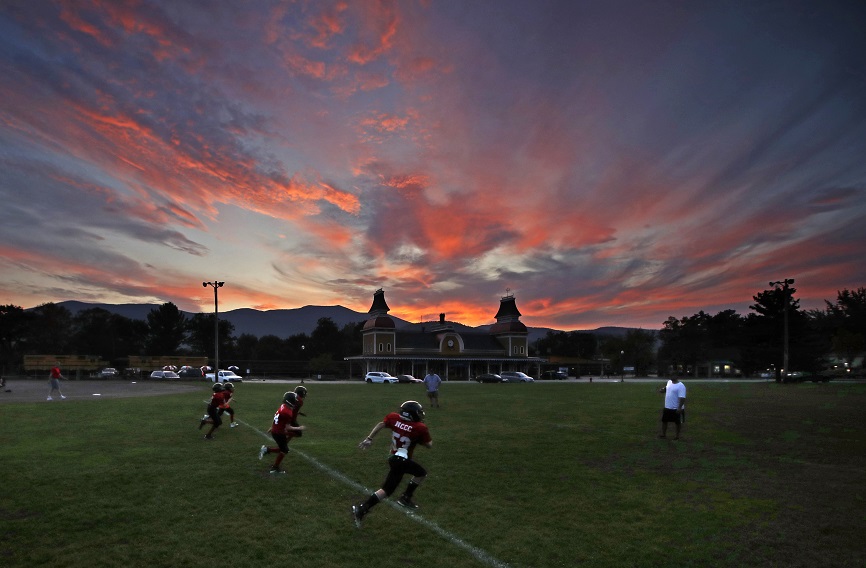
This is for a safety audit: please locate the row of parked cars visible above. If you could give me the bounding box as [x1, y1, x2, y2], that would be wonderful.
[147, 368, 243, 383]
[364, 371, 567, 383]
[364, 372, 422, 384]
[476, 371, 535, 383]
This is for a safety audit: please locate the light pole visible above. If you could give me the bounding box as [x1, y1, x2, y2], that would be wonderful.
[202, 281, 225, 380]
[620, 350, 625, 382]
[769, 278, 795, 381]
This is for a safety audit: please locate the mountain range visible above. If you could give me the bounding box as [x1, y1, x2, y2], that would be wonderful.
[54, 301, 638, 343]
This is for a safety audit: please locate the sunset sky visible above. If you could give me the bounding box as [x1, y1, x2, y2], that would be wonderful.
[2, 0, 865, 330]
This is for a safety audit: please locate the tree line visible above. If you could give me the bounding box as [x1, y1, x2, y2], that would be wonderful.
[2, 284, 864, 379]
[533, 285, 865, 379]
[0, 302, 364, 376]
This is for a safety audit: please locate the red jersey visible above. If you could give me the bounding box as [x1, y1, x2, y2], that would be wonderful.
[269, 403, 296, 435]
[50, 366, 62, 379]
[208, 391, 223, 408]
[219, 390, 232, 408]
[382, 412, 431, 459]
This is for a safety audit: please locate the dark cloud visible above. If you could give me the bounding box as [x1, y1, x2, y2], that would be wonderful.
[1, 0, 865, 328]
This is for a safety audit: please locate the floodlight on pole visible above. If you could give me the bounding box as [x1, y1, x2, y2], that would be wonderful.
[203, 281, 225, 380]
[769, 278, 795, 381]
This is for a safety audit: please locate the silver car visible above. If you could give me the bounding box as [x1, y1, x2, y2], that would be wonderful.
[149, 370, 180, 380]
[500, 371, 535, 383]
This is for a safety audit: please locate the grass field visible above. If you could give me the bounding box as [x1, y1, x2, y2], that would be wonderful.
[1, 380, 864, 568]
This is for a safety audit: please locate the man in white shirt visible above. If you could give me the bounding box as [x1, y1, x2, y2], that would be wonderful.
[659, 377, 686, 439]
[422, 371, 442, 408]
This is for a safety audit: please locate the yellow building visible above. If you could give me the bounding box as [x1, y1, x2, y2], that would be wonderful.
[346, 289, 545, 381]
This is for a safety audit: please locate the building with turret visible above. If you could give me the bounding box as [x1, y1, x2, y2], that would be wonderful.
[345, 289, 545, 380]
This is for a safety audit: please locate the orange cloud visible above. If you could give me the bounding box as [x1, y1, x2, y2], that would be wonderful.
[307, 1, 349, 48]
[58, 4, 113, 47]
[347, 0, 398, 65]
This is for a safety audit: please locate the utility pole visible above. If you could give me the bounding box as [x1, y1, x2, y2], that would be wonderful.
[202, 281, 225, 380]
[769, 278, 795, 382]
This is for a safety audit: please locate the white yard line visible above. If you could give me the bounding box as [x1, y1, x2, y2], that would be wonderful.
[240, 418, 513, 568]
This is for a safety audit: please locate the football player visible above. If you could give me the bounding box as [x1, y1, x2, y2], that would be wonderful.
[352, 400, 432, 527]
[290, 385, 307, 437]
[199, 383, 225, 440]
[218, 382, 238, 428]
[258, 392, 306, 474]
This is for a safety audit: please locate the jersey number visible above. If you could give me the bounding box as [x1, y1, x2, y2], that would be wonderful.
[391, 431, 411, 452]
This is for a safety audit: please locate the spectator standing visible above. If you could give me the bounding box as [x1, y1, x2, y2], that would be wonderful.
[422, 371, 442, 408]
[47, 363, 67, 401]
[659, 377, 686, 439]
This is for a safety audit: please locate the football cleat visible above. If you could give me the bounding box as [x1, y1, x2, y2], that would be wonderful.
[258, 445, 267, 460]
[396, 496, 418, 509]
[230, 422, 238, 428]
[399, 401, 425, 422]
[352, 504, 365, 528]
[269, 467, 286, 474]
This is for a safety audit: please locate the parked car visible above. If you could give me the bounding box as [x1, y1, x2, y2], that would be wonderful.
[99, 367, 119, 378]
[149, 370, 180, 380]
[541, 370, 568, 380]
[501, 371, 535, 383]
[475, 373, 504, 383]
[206, 370, 244, 383]
[365, 372, 398, 384]
[396, 374, 422, 384]
[178, 366, 204, 378]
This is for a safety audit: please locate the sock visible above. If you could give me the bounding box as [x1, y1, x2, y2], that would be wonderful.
[273, 452, 286, 468]
[362, 493, 381, 512]
[403, 480, 420, 499]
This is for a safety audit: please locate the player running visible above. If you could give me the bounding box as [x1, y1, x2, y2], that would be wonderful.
[199, 383, 225, 440]
[258, 392, 306, 474]
[218, 381, 238, 427]
[352, 400, 432, 527]
[290, 385, 307, 436]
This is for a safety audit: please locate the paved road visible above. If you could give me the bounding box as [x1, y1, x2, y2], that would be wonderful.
[0, 378, 203, 404]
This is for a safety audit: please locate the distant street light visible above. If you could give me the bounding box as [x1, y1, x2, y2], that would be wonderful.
[620, 350, 625, 382]
[769, 278, 795, 382]
[202, 281, 225, 380]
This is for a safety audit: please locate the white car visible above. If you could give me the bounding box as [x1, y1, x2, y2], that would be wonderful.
[500, 371, 535, 383]
[206, 370, 244, 383]
[365, 372, 398, 384]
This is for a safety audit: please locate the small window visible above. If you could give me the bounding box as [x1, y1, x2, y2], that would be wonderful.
[378, 342, 383, 352]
